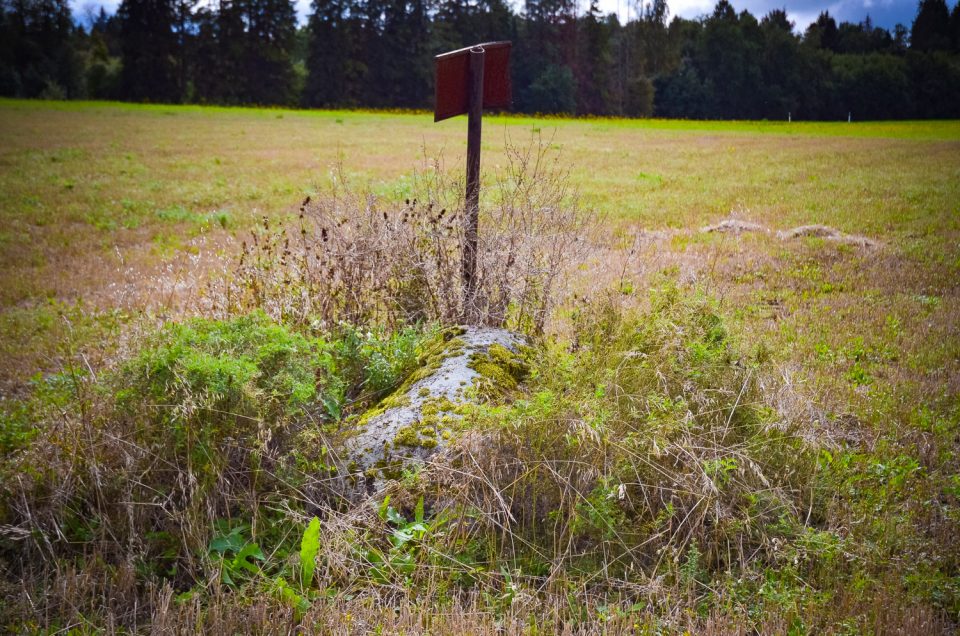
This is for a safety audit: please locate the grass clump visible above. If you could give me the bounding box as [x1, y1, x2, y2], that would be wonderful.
[448, 285, 816, 587]
[1, 284, 955, 633]
[1, 312, 333, 583]
[184, 284, 829, 631]
[121, 310, 333, 426]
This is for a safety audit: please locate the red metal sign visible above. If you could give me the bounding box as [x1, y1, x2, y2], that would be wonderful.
[434, 41, 512, 122]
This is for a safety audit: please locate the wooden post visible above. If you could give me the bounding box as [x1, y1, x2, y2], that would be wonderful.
[462, 46, 485, 318]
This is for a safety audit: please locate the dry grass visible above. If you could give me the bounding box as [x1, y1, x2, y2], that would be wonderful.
[213, 140, 590, 333]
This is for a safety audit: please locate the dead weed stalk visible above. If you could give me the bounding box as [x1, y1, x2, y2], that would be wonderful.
[214, 136, 593, 334]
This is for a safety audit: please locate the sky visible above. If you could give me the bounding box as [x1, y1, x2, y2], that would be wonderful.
[653, 0, 921, 32]
[71, 0, 927, 35]
[636, 0, 916, 32]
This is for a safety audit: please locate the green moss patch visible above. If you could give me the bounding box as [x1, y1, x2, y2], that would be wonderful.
[353, 391, 411, 429]
[468, 343, 531, 398]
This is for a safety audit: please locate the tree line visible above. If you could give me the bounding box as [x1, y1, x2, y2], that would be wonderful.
[2, 0, 959, 119]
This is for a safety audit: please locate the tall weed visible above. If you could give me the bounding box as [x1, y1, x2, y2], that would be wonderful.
[216, 137, 593, 333]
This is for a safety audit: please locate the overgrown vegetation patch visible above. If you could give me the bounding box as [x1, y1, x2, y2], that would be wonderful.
[2, 276, 958, 631]
[0, 311, 431, 610]
[0, 115, 957, 631]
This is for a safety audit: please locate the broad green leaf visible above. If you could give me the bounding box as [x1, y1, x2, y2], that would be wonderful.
[235, 542, 265, 573]
[300, 516, 321, 591]
[415, 496, 424, 524]
[386, 506, 404, 526]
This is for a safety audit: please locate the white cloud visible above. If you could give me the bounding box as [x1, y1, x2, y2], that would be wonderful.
[72, 0, 919, 35]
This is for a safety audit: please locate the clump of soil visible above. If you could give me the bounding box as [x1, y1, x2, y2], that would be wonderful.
[777, 224, 879, 248]
[700, 219, 768, 234]
[699, 217, 878, 248]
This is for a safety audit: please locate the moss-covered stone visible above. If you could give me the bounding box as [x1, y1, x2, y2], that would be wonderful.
[392, 410, 444, 449]
[416, 326, 467, 364]
[422, 395, 457, 415]
[338, 326, 528, 494]
[354, 391, 411, 429]
[468, 343, 531, 398]
[393, 424, 422, 447]
[370, 458, 404, 481]
[387, 334, 466, 397]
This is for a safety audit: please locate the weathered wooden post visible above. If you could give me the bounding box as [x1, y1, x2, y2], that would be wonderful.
[462, 47, 484, 305]
[434, 41, 512, 320]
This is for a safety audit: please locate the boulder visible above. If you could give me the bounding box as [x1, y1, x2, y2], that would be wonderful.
[334, 326, 528, 497]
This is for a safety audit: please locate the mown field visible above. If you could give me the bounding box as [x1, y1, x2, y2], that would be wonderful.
[1, 99, 959, 633]
[2, 100, 958, 387]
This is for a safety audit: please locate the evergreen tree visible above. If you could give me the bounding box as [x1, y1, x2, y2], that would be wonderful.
[242, 0, 299, 104]
[210, 0, 247, 103]
[576, 0, 612, 114]
[655, 61, 711, 118]
[794, 42, 835, 118]
[804, 11, 838, 51]
[832, 52, 912, 118]
[698, 1, 764, 118]
[192, 0, 297, 105]
[474, 0, 514, 42]
[304, 0, 354, 106]
[911, 0, 951, 50]
[949, 1, 960, 51]
[909, 49, 960, 116]
[370, 0, 433, 107]
[638, 0, 670, 76]
[433, 0, 470, 50]
[759, 9, 800, 118]
[91, 6, 122, 56]
[117, 0, 179, 101]
[0, 0, 82, 97]
[893, 23, 909, 53]
[514, 0, 577, 112]
[172, 0, 198, 99]
[527, 63, 576, 113]
[85, 9, 122, 98]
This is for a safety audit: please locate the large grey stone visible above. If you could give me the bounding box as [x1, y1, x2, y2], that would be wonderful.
[333, 326, 526, 497]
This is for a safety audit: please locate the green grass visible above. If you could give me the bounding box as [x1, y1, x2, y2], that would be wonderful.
[1, 99, 957, 390]
[0, 99, 958, 631]
[1, 98, 957, 417]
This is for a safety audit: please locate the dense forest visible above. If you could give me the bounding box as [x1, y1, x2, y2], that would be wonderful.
[1, 0, 959, 118]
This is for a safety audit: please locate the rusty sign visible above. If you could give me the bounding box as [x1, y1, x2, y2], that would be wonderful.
[434, 41, 512, 321]
[434, 41, 512, 122]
